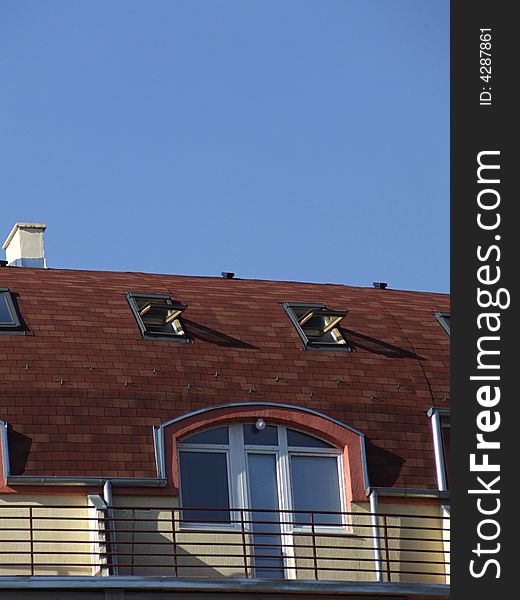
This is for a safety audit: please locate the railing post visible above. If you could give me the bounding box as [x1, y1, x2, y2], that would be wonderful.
[29, 506, 34, 576]
[240, 509, 249, 578]
[382, 515, 391, 583]
[310, 511, 319, 580]
[171, 508, 179, 577]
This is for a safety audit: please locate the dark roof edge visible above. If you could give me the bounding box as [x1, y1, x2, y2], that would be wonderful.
[2, 266, 451, 296]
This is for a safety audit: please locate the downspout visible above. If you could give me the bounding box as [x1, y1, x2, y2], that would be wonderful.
[1, 421, 11, 481]
[430, 410, 448, 492]
[369, 488, 384, 583]
[103, 480, 118, 575]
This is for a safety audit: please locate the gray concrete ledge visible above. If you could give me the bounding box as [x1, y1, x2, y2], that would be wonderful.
[0, 576, 450, 597]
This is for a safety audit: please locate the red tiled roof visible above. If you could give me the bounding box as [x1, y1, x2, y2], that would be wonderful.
[0, 268, 450, 489]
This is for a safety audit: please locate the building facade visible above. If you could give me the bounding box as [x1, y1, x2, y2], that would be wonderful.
[0, 224, 450, 599]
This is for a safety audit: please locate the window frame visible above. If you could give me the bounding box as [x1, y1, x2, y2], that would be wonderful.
[288, 451, 347, 532]
[434, 311, 451, 336]
[126, 291, 189, 342]
[282, 301, 350, 352]
[178, 445, 235, 529]
[177, 423, 348, 534]
[0, 288, 24, 335]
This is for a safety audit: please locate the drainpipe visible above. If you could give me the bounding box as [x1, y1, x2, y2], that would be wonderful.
[369, 489, 384, 583]
[430, 410, 448, 492]
[103, 480, 119, 575]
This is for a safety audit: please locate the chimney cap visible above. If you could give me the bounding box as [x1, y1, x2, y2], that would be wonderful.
[3, 222, 47, 268]
[221, 272, 235, 279]
[373, 281, 388, 289]
[3, 222, 47, 251]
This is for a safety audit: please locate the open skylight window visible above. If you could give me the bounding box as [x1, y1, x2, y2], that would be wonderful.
[0, 288, 24, 334]
[126, 292, 188, 340]
[434, 312, 450, 336]
[283, 302, 349, 350]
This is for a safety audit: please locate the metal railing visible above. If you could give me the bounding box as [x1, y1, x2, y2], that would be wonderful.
[0, 505, 449, 583]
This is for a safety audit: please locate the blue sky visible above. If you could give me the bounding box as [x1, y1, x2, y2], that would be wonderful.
[1, 0, 449, 292]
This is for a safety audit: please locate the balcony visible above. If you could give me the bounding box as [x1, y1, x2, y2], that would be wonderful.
[0, 503, 449, 587]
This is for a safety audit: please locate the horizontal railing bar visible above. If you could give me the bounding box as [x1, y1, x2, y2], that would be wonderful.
[9, 551, 381, 562]
[114, 552, 449, 565]
[0, 544, 449, 557]
[0, 549, 449, 560]
[0, 517, 448, 529]
[0, 505, 449, 518]
[0, 530, 449, 546]
[0, 561, 445, 577]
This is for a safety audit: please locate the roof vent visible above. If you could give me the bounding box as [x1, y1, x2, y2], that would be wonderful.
[221, 272, 235, 279]
[2, 223, 47, 268]
[373, 282, 387, 289]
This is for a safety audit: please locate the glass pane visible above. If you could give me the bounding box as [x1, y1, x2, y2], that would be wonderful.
[135, 296, 183, 336]
[243, 424, 278, 446]
[181, 427, 229, 445]
[301, 313, 326, 338]
[179, 451, 230, 523]
[290, 455, 342, 526]
[295, 307, 345, 344]
[247, 453, 284, 578]
[287, 429, 333, 448]
[0, 294, 14, 325]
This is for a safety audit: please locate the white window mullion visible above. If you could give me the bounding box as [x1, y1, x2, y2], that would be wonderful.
[229, 424, 248, 512]
[276, 427, 296, 578]
[277, 427, 292, 518]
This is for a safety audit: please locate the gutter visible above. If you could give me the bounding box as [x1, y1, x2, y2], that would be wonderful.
[6, 476, 167, 487]
[367, 486, 450, 500]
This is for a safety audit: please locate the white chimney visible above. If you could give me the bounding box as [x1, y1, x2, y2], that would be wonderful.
[2, 222, 47, 268]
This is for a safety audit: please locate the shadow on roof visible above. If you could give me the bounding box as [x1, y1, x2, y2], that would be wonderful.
[344, 329, 424, 360]
[7, 426, 32, 476]
[365, 440, 406, 488]
[183, 320, 258, 349]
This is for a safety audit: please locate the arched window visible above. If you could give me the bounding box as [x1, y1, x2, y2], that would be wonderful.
[178, 422, 346, 577]
[178, 422, 345, 527]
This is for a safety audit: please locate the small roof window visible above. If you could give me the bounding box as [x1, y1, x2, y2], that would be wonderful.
[434, 312, 450, 336]
[127, 292, 188, 340]
[283, 302, 349, 350]
[0, 289, 24, 334]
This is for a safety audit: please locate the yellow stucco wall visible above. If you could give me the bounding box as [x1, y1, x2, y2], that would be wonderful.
[377, 501, 450, 585]
[293, 502, 375, 582]
[0, 495, 98, 576]
[111, 496, 246, 578]
[293, 501, 449, 584]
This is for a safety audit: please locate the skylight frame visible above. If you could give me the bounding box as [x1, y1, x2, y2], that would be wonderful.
[434, 311, 451, 336]
[126, 292, 189, 342]
[282, 301, 350, 352]
[0, 288, 24, 335]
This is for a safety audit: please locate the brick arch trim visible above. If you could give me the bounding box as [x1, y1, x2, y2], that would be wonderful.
[156, 402, 369, 502]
